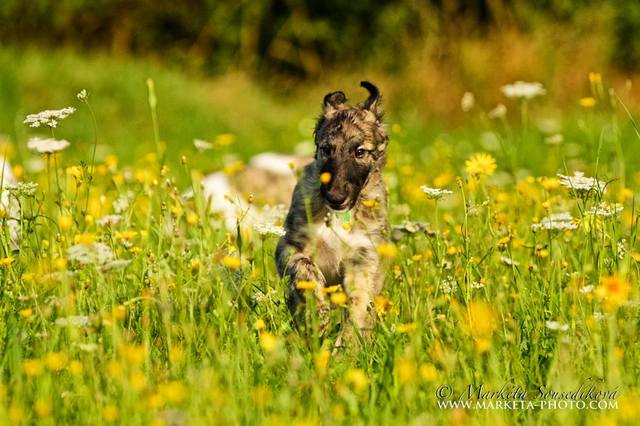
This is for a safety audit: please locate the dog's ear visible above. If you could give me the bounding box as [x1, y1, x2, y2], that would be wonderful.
[323, 91, 347, 117]
[360, 81, 382, 118]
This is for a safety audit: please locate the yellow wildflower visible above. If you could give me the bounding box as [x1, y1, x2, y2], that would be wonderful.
[345, 368, 369, 393]
[465, 153, 496, 177]
[115, 230, 138, 240]
[579, 97, 596, 107]
[74, 233, 96, 244]
[377, 243, 398, 259]
[466, 301, 497, 337]
[374, 295, 393, 316]
[34, 400, 52, 418]
[419, 363, 438, 382]
[259, 332, 280, 353]
[22, 359, 43, 377]
[159, 381, 187, 404]
[395, 357, 417, 385]
[186, 212, 199, 225]
[314, 350, 330, 373]
[331, 292, 348, 305]
[596, 275, 631, 310]
[254, 319, 266, 330]
[251, 385, 272, 407]
[129, 371, 147, 391]
[58, 215, 73, 231]
[45, 352, 67, 371]
[69, 360, 83, 376]
[222, 256, 242, 269]
[215, 133, 235, 146]
[0, 257, 14, 267]
[121, 344, 146, 365]
[320, 172, 332, 184]
[296, 280, 316, 290]
[396, 322, 417, 333]
[102, 405, 119, 422]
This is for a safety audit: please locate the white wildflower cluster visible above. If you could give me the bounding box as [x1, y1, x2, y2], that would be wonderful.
[102, 259, 132, 272]
[440, 277, 457, 294]
[500, 255, 520, 267]
[617, 238, 627, 260]
[68, 242, 115, 265]
[252, 287, 278, 304]
[24, 107, 76, 128]
[27, 137, 70, 154]
[471, 281, 485, 289]
[113, 191, 135, 213]
[193, 139, 213, 151]
[55, 315, 91, 327]
[254, 223, 285, 238]
[557, 171, 606, 196]
[545, 321, 569, 332]
[68, 242, 131, 271]
[488, 104, 507, 119]
[579, 285, 594, 294]
[77, 89, 88, 101]
[7, 181, 39, 197]
[420, 186, 453, 200]
[587, 202, 623, 217]
[461, 92, 475, 112]
[73, 342, 99, 353]
[251, 204, 287, 238]
[531, 212, 578, 232]
[97, 215, 122, 227]
[593, 312, 606, 321]
[545, 134, 564, 145]
[501, 81, 547, 99]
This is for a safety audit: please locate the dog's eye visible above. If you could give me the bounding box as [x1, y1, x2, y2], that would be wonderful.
[320, 146, 331, 156]
[355, 147, 366, 158]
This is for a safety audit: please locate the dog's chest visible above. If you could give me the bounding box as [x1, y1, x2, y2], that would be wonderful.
[310, 211, 374, 263]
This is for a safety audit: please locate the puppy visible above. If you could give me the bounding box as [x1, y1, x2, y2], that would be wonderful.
[276, 82, 389, 343]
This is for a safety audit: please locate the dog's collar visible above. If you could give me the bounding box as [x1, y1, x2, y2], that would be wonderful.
[335, 211, 351, 223]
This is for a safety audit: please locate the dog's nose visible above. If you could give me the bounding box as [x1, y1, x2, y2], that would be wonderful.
[325, 191, 347, 206]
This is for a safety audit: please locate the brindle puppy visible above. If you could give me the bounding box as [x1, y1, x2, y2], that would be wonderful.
[276, 81, 388, 343]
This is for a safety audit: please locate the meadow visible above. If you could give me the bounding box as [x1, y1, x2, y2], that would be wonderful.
[0, 47, 639, 425]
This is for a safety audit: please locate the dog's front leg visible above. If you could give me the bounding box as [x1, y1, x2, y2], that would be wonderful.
[276, 240, 330, 331]
[340, 248, 382, 345]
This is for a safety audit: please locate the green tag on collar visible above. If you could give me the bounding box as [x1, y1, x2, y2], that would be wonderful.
[335, 211, 351, 222]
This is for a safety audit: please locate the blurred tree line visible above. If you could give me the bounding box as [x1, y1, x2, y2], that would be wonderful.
[0, 0, 638, 77]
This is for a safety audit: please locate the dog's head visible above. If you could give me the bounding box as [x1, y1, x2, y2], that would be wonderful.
[314, 81, 387, 211]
